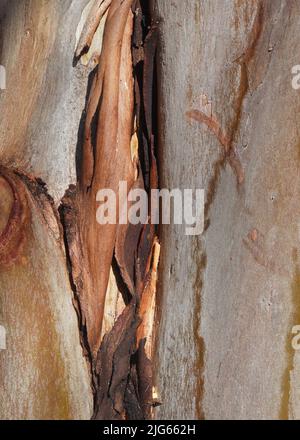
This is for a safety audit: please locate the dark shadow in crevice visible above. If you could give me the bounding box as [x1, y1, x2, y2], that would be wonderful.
[75, 66, 98, 183]
[111, 256, 132, 306]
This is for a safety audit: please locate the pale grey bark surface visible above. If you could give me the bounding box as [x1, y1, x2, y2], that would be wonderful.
[0, 0, 93, 420]
[154, 0, 300, 420]
[0, 0, 92, 203]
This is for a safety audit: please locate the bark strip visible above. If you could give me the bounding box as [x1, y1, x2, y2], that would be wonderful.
[61, 0, 160, 419]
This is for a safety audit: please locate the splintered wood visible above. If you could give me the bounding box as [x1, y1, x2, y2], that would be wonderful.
[61, 0, 160, 420]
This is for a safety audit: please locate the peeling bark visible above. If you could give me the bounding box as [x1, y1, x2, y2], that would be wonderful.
[62, 0, 160, 419]
[3, 0, 299, 422]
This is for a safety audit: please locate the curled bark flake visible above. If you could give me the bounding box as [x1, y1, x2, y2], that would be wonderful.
[93, 302, 139, 420]
[75, 0, 113, 60]
[136, 238, 160, 419]
[65, 0, 160, 419]
[76, 0, 136, 357]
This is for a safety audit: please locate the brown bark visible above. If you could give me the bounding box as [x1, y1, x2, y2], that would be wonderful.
[2, 0, 299, 422]
[0, 0, 159, 420]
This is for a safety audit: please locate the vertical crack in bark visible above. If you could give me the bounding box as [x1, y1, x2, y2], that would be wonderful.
[192, 245, 206, 420]
[59, 0, 160, 420]
[59, 186, 95, 382]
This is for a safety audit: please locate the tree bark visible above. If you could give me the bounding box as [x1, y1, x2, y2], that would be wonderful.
[154, 0, 300, 420]
[1, 0, 300, 421]
[0, 0, 94, 419]
[0, 0, 159, 420]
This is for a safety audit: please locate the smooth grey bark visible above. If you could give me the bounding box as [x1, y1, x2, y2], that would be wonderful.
[154, 0, 300, 420]
[0, 0, 92, 204]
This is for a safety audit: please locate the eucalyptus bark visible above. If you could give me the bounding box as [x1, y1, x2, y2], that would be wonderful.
[0, 0, 94, 420]
[1, 0, 300, 422]
[0, 0, 158, 420]
[154, 0, 300, 421]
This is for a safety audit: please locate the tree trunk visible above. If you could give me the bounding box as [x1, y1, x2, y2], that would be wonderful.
[154, 0, 300, 420]
[1, 0, 300, 421]
[0, 0, 94, 420]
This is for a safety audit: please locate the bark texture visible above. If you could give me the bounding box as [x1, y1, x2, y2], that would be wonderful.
[1, 0, 300, 421]
[0, 0, 159, 420]
[0, 0, 94, 420]
[154, 0, 300, 420]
